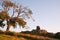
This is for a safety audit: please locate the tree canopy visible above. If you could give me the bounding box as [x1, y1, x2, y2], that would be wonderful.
[0, 0, 33, 31]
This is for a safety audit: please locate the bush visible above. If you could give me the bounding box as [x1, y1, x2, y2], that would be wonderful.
[4, 31, 15, 36]
[55, 32, 60, 39]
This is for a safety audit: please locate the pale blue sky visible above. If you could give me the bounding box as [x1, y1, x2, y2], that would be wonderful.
[0, 0, 60, 33]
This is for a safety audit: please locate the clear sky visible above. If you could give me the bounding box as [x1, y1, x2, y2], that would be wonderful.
[0, 0, 60, 33]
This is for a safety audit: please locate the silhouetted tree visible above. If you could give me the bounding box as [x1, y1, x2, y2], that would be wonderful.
[0, 0, 33, 32]
[55, 32, 60, 39]
[36, 26, 40, 32]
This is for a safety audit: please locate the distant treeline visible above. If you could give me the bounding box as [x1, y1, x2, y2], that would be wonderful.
[21, 26, 60, 39]
[21, 30, 60, 39]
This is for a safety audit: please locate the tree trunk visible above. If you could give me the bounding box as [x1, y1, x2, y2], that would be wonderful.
[6, 21, 10, 32]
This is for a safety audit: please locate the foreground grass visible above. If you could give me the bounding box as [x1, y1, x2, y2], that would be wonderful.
[0, 31, 59, 40]
[0, 34, 26, 40]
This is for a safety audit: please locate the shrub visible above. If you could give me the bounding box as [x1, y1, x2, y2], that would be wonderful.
[4, 31, 15, 36]
[55, 32, 60, 39]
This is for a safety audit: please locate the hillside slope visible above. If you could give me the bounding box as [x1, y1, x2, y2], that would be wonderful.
[0, 32, 59, 40]
[0, 34, 26, 40]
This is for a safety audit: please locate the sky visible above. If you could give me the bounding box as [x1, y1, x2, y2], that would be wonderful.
[0, 0, 60, 33]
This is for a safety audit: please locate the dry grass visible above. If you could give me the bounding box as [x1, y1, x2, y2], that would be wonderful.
[0, 32, 59, 40]
[18, 33, 51, 40]
[0, 34, 26, 40]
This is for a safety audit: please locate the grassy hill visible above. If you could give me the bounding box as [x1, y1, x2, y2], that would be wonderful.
[0, 34, 26, 40]
[0, 31, 59, 40]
